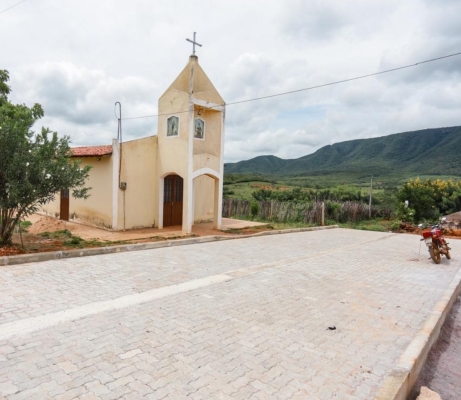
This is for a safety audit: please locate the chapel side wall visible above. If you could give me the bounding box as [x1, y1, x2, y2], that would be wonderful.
[69, 157, 113, 228]
[39, 157, 113, 228]
[40, 197, 60, 218]
[157, 90, 190, 179]
[117, 136, 158, 230]
[194, 175, 215, 222]
[193, 109, 222, 158]
[192, 108, 222, 173]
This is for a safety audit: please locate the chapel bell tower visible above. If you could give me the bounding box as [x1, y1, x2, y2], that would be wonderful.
[156, 39, 225, 233]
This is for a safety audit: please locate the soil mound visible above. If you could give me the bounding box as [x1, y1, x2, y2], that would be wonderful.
[27, 216, 66, 234]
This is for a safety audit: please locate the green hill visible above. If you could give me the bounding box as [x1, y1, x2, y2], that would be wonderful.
[224, 126, 461, 179]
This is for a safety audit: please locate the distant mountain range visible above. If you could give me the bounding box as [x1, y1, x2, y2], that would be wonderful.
[224, 126, 461, 178]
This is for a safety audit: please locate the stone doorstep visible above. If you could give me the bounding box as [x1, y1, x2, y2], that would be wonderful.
[373, 267, 461, 400]
[0, 225, 339, 267]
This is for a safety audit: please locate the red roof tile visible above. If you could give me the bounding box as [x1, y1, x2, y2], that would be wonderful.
[71, 145, 112, 157]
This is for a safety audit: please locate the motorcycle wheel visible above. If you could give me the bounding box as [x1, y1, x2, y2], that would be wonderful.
[429, 246, 441, 264]
[445, 246, 451, 259]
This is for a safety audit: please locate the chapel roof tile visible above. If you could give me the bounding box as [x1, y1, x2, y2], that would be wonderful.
[71, 145, 113, 157]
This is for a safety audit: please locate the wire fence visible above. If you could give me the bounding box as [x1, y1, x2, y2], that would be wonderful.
[222, 199, 393, 224]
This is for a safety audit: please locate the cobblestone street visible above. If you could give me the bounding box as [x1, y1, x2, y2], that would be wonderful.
[1, 229, 460, 399]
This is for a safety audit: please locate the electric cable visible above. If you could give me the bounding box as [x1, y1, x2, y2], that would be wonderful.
[122, 51, 461, 120]
[0, 0, 28, 15]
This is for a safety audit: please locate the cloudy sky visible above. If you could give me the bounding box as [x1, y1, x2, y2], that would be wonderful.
[2, 0, 461, 162]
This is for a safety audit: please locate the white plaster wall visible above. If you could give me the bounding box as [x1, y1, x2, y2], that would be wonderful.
[117, 136, 158, 230]
[40, 157, 113, 228]
[193, 175, 215, 222]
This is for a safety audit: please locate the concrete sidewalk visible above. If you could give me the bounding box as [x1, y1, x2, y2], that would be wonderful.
[1, 229, 460, 399]
[27, 214, 266, 242]
[409, 295, 461, 400]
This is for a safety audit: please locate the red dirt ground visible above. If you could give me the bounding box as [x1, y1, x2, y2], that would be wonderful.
[0, 215, 269, 257]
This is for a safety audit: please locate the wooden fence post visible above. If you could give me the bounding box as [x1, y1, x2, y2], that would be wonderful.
[322, 202, 325, 226]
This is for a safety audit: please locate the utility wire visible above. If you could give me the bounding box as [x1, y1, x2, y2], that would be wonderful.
[122, 51, 461, 120]
[0, 0, 28, 15]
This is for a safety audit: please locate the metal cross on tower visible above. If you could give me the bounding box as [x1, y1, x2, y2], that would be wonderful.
[186, 32, 202, 55]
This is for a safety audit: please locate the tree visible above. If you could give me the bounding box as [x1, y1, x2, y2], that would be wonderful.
[396, 178, 461, 223]
[0, 70, 92, 244]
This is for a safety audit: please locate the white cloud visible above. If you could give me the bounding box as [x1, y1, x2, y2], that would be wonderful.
[9, 62, 157, 145]
[1, 0, 460, 162]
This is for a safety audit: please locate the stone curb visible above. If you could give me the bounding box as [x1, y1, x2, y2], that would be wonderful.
[0, 225, 338, 267]
[374, 266, 461, 400]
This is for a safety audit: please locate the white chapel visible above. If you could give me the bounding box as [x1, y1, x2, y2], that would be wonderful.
[42, 41, 226, 234]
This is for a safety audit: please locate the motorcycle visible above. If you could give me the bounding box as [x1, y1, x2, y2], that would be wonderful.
[420, 223, 451, 264]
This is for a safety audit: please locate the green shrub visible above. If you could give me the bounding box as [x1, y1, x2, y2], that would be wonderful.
[70, 236, 81, 245]
[396, 178, 461, 223]
[39, 229, 72, 239]
[396, 202, 416, 223]
[250, 201, 260, 219]
[389, 220, 401, 231]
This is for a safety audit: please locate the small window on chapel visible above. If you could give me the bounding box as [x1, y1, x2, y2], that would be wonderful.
[167, 116, 179, 137]
[194, 118, 205, 139]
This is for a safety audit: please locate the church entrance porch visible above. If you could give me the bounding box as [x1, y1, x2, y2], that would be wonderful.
[163, 175, 183, 227]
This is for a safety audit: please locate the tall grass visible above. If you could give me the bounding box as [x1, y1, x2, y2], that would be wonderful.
[222, 199, 393, 224]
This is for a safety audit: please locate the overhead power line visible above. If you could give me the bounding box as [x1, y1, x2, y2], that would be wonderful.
[122, 51, 461, 121]
[0, 0, 28, 15]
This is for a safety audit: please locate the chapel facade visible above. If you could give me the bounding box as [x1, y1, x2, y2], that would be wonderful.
[41, 55, 225, 233]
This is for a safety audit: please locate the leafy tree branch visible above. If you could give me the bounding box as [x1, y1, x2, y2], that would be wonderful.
[0, 69, 92, 244]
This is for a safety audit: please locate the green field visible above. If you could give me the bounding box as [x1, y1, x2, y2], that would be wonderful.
[224, 180, 299, 200]
[224, 174, 392, 204]
[223, 172, 461, 205]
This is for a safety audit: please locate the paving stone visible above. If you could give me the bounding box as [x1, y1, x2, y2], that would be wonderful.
[127, 380, 153, 396]
[0, 381, 18, 396]
[54, 386, 87, 400]
[106, 375, 134, 391]
[56, 361, 79, 374]
[7, 386, 47, 400]
[119, 349, 142, 360]
[111, 365, 137, 380]
[1, 229, 460, 399]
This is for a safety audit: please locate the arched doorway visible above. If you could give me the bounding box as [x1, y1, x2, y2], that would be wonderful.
[163, 175, 183, 227]
[191, 168, 223, 231]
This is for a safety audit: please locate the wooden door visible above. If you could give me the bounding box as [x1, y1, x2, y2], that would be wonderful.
[60, 189, 70, 221]
[163, 175, 183, 227]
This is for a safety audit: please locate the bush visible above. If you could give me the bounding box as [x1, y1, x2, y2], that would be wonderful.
[396, 178, 461, 223]
[71, 236, 81, 245]
[396, 202, 416, 223]
[250, 201, 260, 219]
[389, 220, 401, 231]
